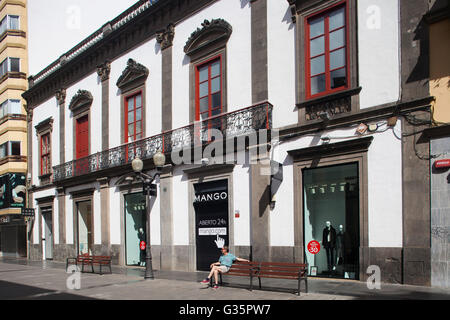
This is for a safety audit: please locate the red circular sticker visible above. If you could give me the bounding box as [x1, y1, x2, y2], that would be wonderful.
[307, 240, 321, 254]
[140, 241, 146, 250]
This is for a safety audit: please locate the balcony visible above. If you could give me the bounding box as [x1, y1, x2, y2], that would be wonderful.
[53, 101, 273, 182]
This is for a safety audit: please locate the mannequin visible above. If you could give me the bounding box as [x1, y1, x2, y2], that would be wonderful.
[322, 221, 336, 271]
[336, 225, 344, 266]
[138, 228, 145, 266]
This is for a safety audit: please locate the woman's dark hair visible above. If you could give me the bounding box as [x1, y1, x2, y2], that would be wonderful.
[222, 245, 229, 253]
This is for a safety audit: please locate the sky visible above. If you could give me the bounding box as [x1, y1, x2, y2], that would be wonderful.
[28, 0, 139, 75]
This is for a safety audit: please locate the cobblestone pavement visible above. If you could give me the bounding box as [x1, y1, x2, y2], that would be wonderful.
[0, 258, 449, 300]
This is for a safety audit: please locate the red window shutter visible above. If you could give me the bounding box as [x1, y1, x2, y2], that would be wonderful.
[76, 115, 89, 159]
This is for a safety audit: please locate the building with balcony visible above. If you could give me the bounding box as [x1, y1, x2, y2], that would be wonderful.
[23, 0, 436, 286]
[423, 0, 450, 288]
[0, 0, 28, 258]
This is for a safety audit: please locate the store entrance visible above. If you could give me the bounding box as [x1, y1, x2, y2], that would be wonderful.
[194, 179, 229, 272]
[303, 163, 359, 279]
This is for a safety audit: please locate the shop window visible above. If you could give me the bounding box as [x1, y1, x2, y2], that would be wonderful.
[303, 163, 360, 279]
[305, 3, 349, 98]
[124, 193, 147, 266]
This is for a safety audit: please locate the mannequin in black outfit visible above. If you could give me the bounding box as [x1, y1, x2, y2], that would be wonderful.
[322, 221, 336, 271]
[336, 225, 344, 266]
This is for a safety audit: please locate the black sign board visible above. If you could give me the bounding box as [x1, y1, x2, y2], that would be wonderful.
[194, 179, 229, 272]
[143, 183, 157, 196]
[21, 208, 35, 217]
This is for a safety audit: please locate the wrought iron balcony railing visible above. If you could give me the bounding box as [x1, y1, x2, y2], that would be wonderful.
[53, 101, 273, 182]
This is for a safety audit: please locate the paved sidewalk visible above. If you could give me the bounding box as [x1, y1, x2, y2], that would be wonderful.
[0, 257, 449, 300]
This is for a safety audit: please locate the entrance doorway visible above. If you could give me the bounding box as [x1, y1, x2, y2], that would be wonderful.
[42, 209, 53, 260]
[76, 201, 93, 255]
[124, 193, 147, 266]
[194, 179, 229, 271]
[302, 163, 360, 279]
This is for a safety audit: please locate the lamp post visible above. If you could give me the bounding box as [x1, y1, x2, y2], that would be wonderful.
[131, 151, 166, 280]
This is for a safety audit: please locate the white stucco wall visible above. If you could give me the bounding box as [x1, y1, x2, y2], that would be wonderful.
[172, 167, 190, 246]
[233, 163, 251, 246]
[109, 180, 121, 246]
[269, 121, 403, 248]
[109, 38, 162, 150]
[267, 0, 297, 129]
[64, 72, 101, 162]
[171, 0, 252, 130]
[358, 0, 400, 109]
[31, 97, 60, 184]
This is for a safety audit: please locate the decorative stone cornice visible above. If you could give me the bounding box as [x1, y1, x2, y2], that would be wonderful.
[116, 58, 149, 91]
[68, 89, 93, 114]
[184, 18, 232, 56]
[55, 88, 66, 106]
[35, 117, 54, 134]
[97, 60, 111, 82]
[156, 23, 175, 50]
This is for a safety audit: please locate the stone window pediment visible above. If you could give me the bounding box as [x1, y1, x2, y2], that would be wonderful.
[68, 89, 93, 116]
[116, 58, 149, 92]
[35, 117, 54, 134]
[184, 19, 232, 58]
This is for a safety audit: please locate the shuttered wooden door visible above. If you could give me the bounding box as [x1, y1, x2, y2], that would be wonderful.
[76, 115, 89, 159]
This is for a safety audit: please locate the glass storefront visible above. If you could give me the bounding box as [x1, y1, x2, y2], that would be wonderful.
[124, 193, 147, 266]
[303, 163, 360, 279]
[77, 201, 92, 255]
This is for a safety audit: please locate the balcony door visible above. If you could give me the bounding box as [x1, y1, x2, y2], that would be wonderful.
[75, 115, 89, 175]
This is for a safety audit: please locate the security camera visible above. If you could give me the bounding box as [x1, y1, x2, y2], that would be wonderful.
[201, 158, 209, 166]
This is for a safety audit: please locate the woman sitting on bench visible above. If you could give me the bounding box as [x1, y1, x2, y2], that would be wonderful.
[201, 245, 249, 289]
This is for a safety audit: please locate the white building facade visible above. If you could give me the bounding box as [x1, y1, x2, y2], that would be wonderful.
[23, 0, 434, 286]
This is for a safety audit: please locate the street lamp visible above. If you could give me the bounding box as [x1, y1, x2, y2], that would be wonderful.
[131, 150, 166, 279]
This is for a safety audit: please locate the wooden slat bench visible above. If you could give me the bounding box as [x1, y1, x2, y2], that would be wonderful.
[256, 262, 308, 296]
[210, 261, 259, 290]
[213, 261, 308, 295]
[66, 254, 112, 275]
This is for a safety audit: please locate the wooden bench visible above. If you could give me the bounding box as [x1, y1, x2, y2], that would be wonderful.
[214, 261, 308, 295]
[66, 254, 112, 275]
[256, 262, 308, 296]
[210, 261, 259, 290]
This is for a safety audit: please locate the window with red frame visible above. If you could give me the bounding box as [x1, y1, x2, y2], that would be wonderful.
[196, 57, 222, 121]
[41, 133, 51, 176]
[125, 92, 143, 142]
[306, 3, 349, 98]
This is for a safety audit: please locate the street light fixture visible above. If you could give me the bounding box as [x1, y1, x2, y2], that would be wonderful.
[131, 150, 166, 280]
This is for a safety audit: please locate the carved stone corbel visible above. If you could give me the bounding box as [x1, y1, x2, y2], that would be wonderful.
[55, 88, 66, 106]
[156, 23, 175, 50]
[97, 60, 112, 82]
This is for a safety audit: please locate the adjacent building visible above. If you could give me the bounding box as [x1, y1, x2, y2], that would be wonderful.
[0, 0, 28, 258]
[423, 0, 450, 288]
[23, 0, 438, 286]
